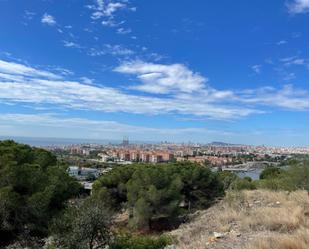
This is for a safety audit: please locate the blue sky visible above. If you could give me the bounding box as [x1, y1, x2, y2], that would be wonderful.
[0, 0, 309, 146]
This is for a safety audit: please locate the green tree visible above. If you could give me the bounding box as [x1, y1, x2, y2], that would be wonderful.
[94, 162, 223, 231]
[51, 197, 113, 249]
[282, 164, 309, 192]
[260, 167, 283, 180]
[218, 171, 239, 190]
[126, 167, 183, 230]
[0, 140, 80, 243]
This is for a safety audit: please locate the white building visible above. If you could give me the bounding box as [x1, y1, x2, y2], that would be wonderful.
[67, 166, 99, 180]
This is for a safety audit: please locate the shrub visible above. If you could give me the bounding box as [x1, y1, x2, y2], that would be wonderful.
[218, 171, 239, 190]
[255, 164, 309, 192]
[230, 178, 256, 190]
[260, 167, 283, 180]
[110, 234, 172, 249]
[284, 164, 309, 192]
[51, 197, 113, 249]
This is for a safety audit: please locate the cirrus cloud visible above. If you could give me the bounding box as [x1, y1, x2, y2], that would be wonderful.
[287, 0, 309, 14]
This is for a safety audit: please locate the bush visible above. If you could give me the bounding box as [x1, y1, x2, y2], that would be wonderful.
[255, 163, 309, 192]
[230, 178, 256, 190]
[260, 167, 283, 180]
[218, 171, 239, 190]
[110, 234, 172, 249]
[284, 164, 309, 192]
[51, 197, 113, 249]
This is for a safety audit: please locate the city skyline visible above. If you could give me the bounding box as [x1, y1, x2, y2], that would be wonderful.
[1, 0, 309, 146]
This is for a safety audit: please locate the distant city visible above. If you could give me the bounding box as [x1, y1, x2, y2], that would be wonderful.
[2, 136, 309, 152]
[3, 135, 308, 186]
[10, 136, 307, 164]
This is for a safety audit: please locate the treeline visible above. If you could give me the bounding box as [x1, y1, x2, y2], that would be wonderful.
[219, 161, 309, 192]
[93, 162, 224, 230]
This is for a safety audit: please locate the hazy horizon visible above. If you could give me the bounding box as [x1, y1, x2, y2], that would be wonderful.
[0, 135, 308, 148]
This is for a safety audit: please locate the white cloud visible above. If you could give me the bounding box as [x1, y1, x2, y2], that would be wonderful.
[115, 61, 207, 94]
[56, 68, 74, 76]
[87, 0, 136, 35]
[80, 77, 94, 84]
[130, 7, 137, 12]
[0, 59, 308, 121]
[117, 27, 132, 34]
[24, 10, 36, 20]
[280, 56, 307, 66]
[41, 13, 56, 26]
[102, 19, 125, 27]
[63, 41, 82, 48]
[0, 59, 255, 120]
[104, 2, 126, 17]
[290, 58, 305, 65]
[288, 0, 309, 14]
[105, 44, 134, 55]
[0, 77, 247, 119]
[0, 113, 211, 135]
[0, 59, 60, 79]
[239, 85, 309, 110]
[277, 40, 288, 45]
[251, 65, 262, 74]
[283, 72, 296, 81]
[88, 44, 134, 57]
[89, 0, 128, 20]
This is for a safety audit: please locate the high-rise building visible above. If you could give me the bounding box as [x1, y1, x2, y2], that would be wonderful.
[122, 136, 129, 146]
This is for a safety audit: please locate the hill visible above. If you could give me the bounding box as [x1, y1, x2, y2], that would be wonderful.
[166, 189, 309, 249]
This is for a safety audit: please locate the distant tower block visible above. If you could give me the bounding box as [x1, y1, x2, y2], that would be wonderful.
[122, 136, 129, 146]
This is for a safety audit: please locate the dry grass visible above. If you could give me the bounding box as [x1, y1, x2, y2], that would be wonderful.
[241, 206, 304, 231]
[167, 189, 309, 249]
[220, 190, 309, 232]
[247, 229, 309, 249]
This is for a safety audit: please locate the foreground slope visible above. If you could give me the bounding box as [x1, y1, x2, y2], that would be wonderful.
[168, 190, 309, 249]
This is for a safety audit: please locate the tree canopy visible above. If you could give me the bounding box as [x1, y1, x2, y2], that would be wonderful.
[259, 167, 283, 180]
[0, 140, 81, 244]
[51, 198, 113, 249]
[93, 162, 224, 230]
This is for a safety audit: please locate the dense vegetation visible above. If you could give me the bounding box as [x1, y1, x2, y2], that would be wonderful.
[255, 164, 309, 191]
[50, 196, 171, 249]
[93, 162, 224, 230]
[0, 140, 81, 245]
[50, 197, 113, 249]
[0, 141, 224, 248]
[219, 162, 309, 192]
[2, 140, 308, 249]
